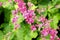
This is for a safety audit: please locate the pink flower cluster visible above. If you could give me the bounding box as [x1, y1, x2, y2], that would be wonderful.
[30, 15, 51, 31]
[23, 10, 35, 24]
[36, 15, 59, 40]
[41, 27, 51, 36]
[50, 29, 58, 40]
[39, 15, 47, 23]
[41, 27, 58, 40]
[18, 2, 27, 14]
[12, 9, 18, 16]
[38, 15, 52, 27]
[12, 15, 19, 24]
[15, 0, 27, 14]
[12, 9, 20, 30]
[14, 0, 35, 24]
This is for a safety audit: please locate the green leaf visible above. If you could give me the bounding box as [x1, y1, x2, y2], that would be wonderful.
[4, 8, 11, 22]
[28, 0, 37, 5]
[24, 35, 32, 40]
[50, 15, 58, 29]
[45, 34, 50, 39]
[15, 22, 31, 40]
[14, 4, 18, 9]
[37, 37, 41, 40]
[16, 29, 24, 40]
[57, 13, 60, 20]
[30, 5, 37, 10]
[30, 31, 38, 38]
[17, 13, 24, 24]
[9, 32, 16, 40]
[46, 39, 50, 40]
[0, 31, 3, 40]
[48, 8, 58, 14]
[0, 0, 8, 2]
[3, 23, 14, 34]
[2, 2, 14, 10]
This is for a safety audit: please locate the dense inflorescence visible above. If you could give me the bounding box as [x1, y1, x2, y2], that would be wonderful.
[13, 0, 60, 40]
[14, 0, 35, 24]
[0, 0, 60, 40]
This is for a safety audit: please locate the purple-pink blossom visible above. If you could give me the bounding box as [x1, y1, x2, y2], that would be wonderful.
[30, 25, 36, 31]
[12, 16, 19, 24]
[14, 24, 20, 30]
[12, 9, 18, 16]
[57, 38, 60, 40]
[50, 36, 55, 40]
[12, 9, 20, 30]
[23, 10, 35, 24]
[39, 15, 47, 23]
[0, 2, 2, 6]
[14, 0, 35, 24]
[49, 29, 58, 40]
[14, 0, 23, 3]
[14, 0, 27, 14]
[43, 20, 50, 27]
[17, 0, 27, 14]
[35, 24, 43, 28]
[49, 29, 58, 36]
[41, 28, 51, 36]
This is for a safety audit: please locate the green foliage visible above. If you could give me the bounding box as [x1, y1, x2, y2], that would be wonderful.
[50, 15, 59, 29]
[0, 31, 3, 40]
[0, 0, 8, 2]
[30, 31, 38, 38]
[28, 0, 37, 5]
[3, 23, 13, 34]
[45, 34, 50, 40]
[17, 13, 24, 24]
[2, 2, 15, 10]
[4, 8, 11, 23]
[9, 22, 30, 40]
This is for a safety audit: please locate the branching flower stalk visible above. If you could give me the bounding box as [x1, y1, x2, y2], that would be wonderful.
[12, 9, 20, 30]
